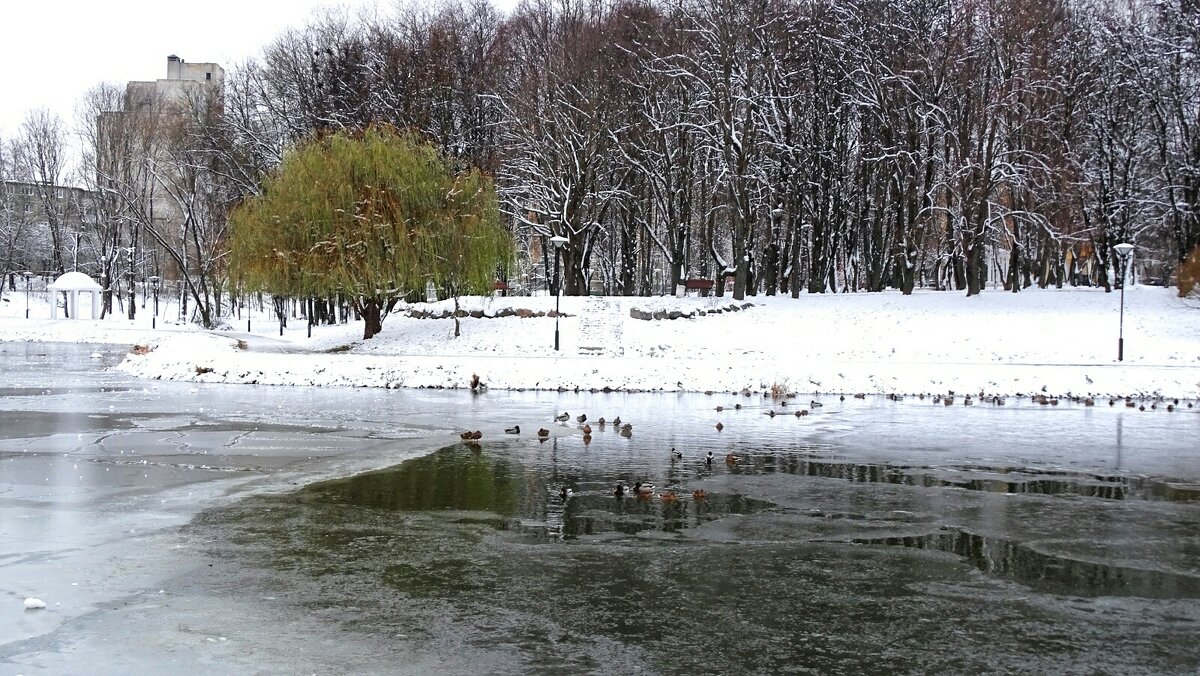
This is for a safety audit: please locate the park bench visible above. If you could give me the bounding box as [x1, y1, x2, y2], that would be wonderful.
[683, 278, 714, 297]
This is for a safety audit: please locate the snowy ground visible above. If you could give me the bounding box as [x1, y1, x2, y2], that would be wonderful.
[3, 285, 1200, 398]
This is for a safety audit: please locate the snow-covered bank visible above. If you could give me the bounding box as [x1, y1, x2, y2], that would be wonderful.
[4, 287, 1200, 398]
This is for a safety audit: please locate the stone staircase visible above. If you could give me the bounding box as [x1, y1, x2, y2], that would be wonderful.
[576, 297, 624, 356]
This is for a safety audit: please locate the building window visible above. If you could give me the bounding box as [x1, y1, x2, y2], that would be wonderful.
[205, 72, 211, 81]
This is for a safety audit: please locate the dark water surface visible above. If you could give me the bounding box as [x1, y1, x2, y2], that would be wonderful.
[3, 342, 1199, 674]
[197, 392, 1200, 675]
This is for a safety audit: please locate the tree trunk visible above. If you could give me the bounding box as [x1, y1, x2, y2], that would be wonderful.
[361, 299, 383, 340]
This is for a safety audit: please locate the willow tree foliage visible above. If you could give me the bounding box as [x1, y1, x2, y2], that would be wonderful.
[230, 126, 509, 339]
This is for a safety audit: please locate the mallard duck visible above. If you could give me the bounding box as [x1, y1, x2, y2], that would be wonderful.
[555, 412, 570, 422]
[795, 409, 808, 417]
[715, 422, 724, 432]
[597, 417, 607, 426]
[692, 489, 708, 501]
[582, 424, 592, 435]
[660, 491, 679, 504]
[705, 451, 713, 466]
[810, 400, 823, 408]
[767, 410, 776, 417]
[505, 425, 521, 434]
[559, 486, 572, 501]
[715, 405, 724, 412]
[620, 423, 633, 433]
[612, 416, 622, 426]
[576, 414, 587, 423]
[671, 448, 683, 460]
[633, 482, 654, 496]
[537, 428, 550, 438]
[725, 453, 738, 465]
[614, 483, 626, 498]
[459, 431, 474, 440]
[470, 430, 482, 440]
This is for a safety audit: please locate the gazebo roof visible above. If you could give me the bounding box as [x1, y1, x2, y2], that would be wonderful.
[48, 271, 101, 291]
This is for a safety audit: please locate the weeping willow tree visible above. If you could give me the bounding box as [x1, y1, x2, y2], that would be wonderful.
[230, 126, 510, 339]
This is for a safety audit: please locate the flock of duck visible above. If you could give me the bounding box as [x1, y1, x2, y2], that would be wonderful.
[461, 410, 743, 506]
[460, 391, 1193, 507]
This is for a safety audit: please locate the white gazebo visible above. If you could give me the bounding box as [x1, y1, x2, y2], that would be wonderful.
[48, 272, 102, 320]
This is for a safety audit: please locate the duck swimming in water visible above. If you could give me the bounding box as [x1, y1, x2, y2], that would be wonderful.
[614, 483, 626, 498]
[505, 425, 520, 434]
[705, 451, 714, 466]
[671, 448, 683, 460]
[537, 428, 550, 438]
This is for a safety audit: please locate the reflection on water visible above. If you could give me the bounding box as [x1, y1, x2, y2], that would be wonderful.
[751, 454, 1199, 502]
[302, 443, 775, 540]
[198, 431, 1200, 675]
[854, 528, 1200, 599]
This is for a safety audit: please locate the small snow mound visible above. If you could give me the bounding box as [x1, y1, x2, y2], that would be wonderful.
[23, 597, 46, 610]
[90, 352, 103, 359]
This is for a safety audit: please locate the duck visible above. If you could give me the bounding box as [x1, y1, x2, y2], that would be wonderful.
[660, 491, 679, 504]
[537, 428, 550, 438]
[671, 448, 683, 460]
[705, 451, 714, 466]
[555, 412, 570, 422]
[470, 430, 482, 440]
[582, 424, 592, 435]
[795, 409, 808, 417]
[459, 431, 474, 440]
[597, 417, 606, 426]
[715, 405, 724, 412]
[734, 403, 742, 410]
[715, 422, 724, 432]
[505, 425, 521, 434]
[612, 416, 622, 426]
[692, 489, 708, 501]
[725, 453, 738, 465]
[576, 414, 587, 423]
[620, 423, 633, 433]
[614, 483, 626, 498]
[767, 410, 776, 417]
[633, 482, 654, 497]
[810, 400, 824, 408]
[559, 486, 572, 501]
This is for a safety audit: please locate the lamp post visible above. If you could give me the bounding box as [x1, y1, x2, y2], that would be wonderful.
[21, 271, 33, 319]
[148, 276, 160, 329]
[1113, 242, 1134, 362]
[550, 234, 569, 351]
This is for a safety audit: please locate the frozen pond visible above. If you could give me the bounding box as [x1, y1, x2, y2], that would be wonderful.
[2, 342, 1199, 674]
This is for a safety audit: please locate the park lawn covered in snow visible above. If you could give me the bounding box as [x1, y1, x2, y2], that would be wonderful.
[2, 286, 1199, 398]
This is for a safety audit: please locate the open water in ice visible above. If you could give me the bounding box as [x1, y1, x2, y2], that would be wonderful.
[2, 342, 1199, 674]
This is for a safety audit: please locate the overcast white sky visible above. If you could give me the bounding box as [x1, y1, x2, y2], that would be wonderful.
[1, 0, 517, 175]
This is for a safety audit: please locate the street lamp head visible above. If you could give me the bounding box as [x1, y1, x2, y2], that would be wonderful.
[148, 275, 160, 290]
[549, 234, 569, 249]
[21, 270, 33, 280]
[1113, 242, 1134, 260]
